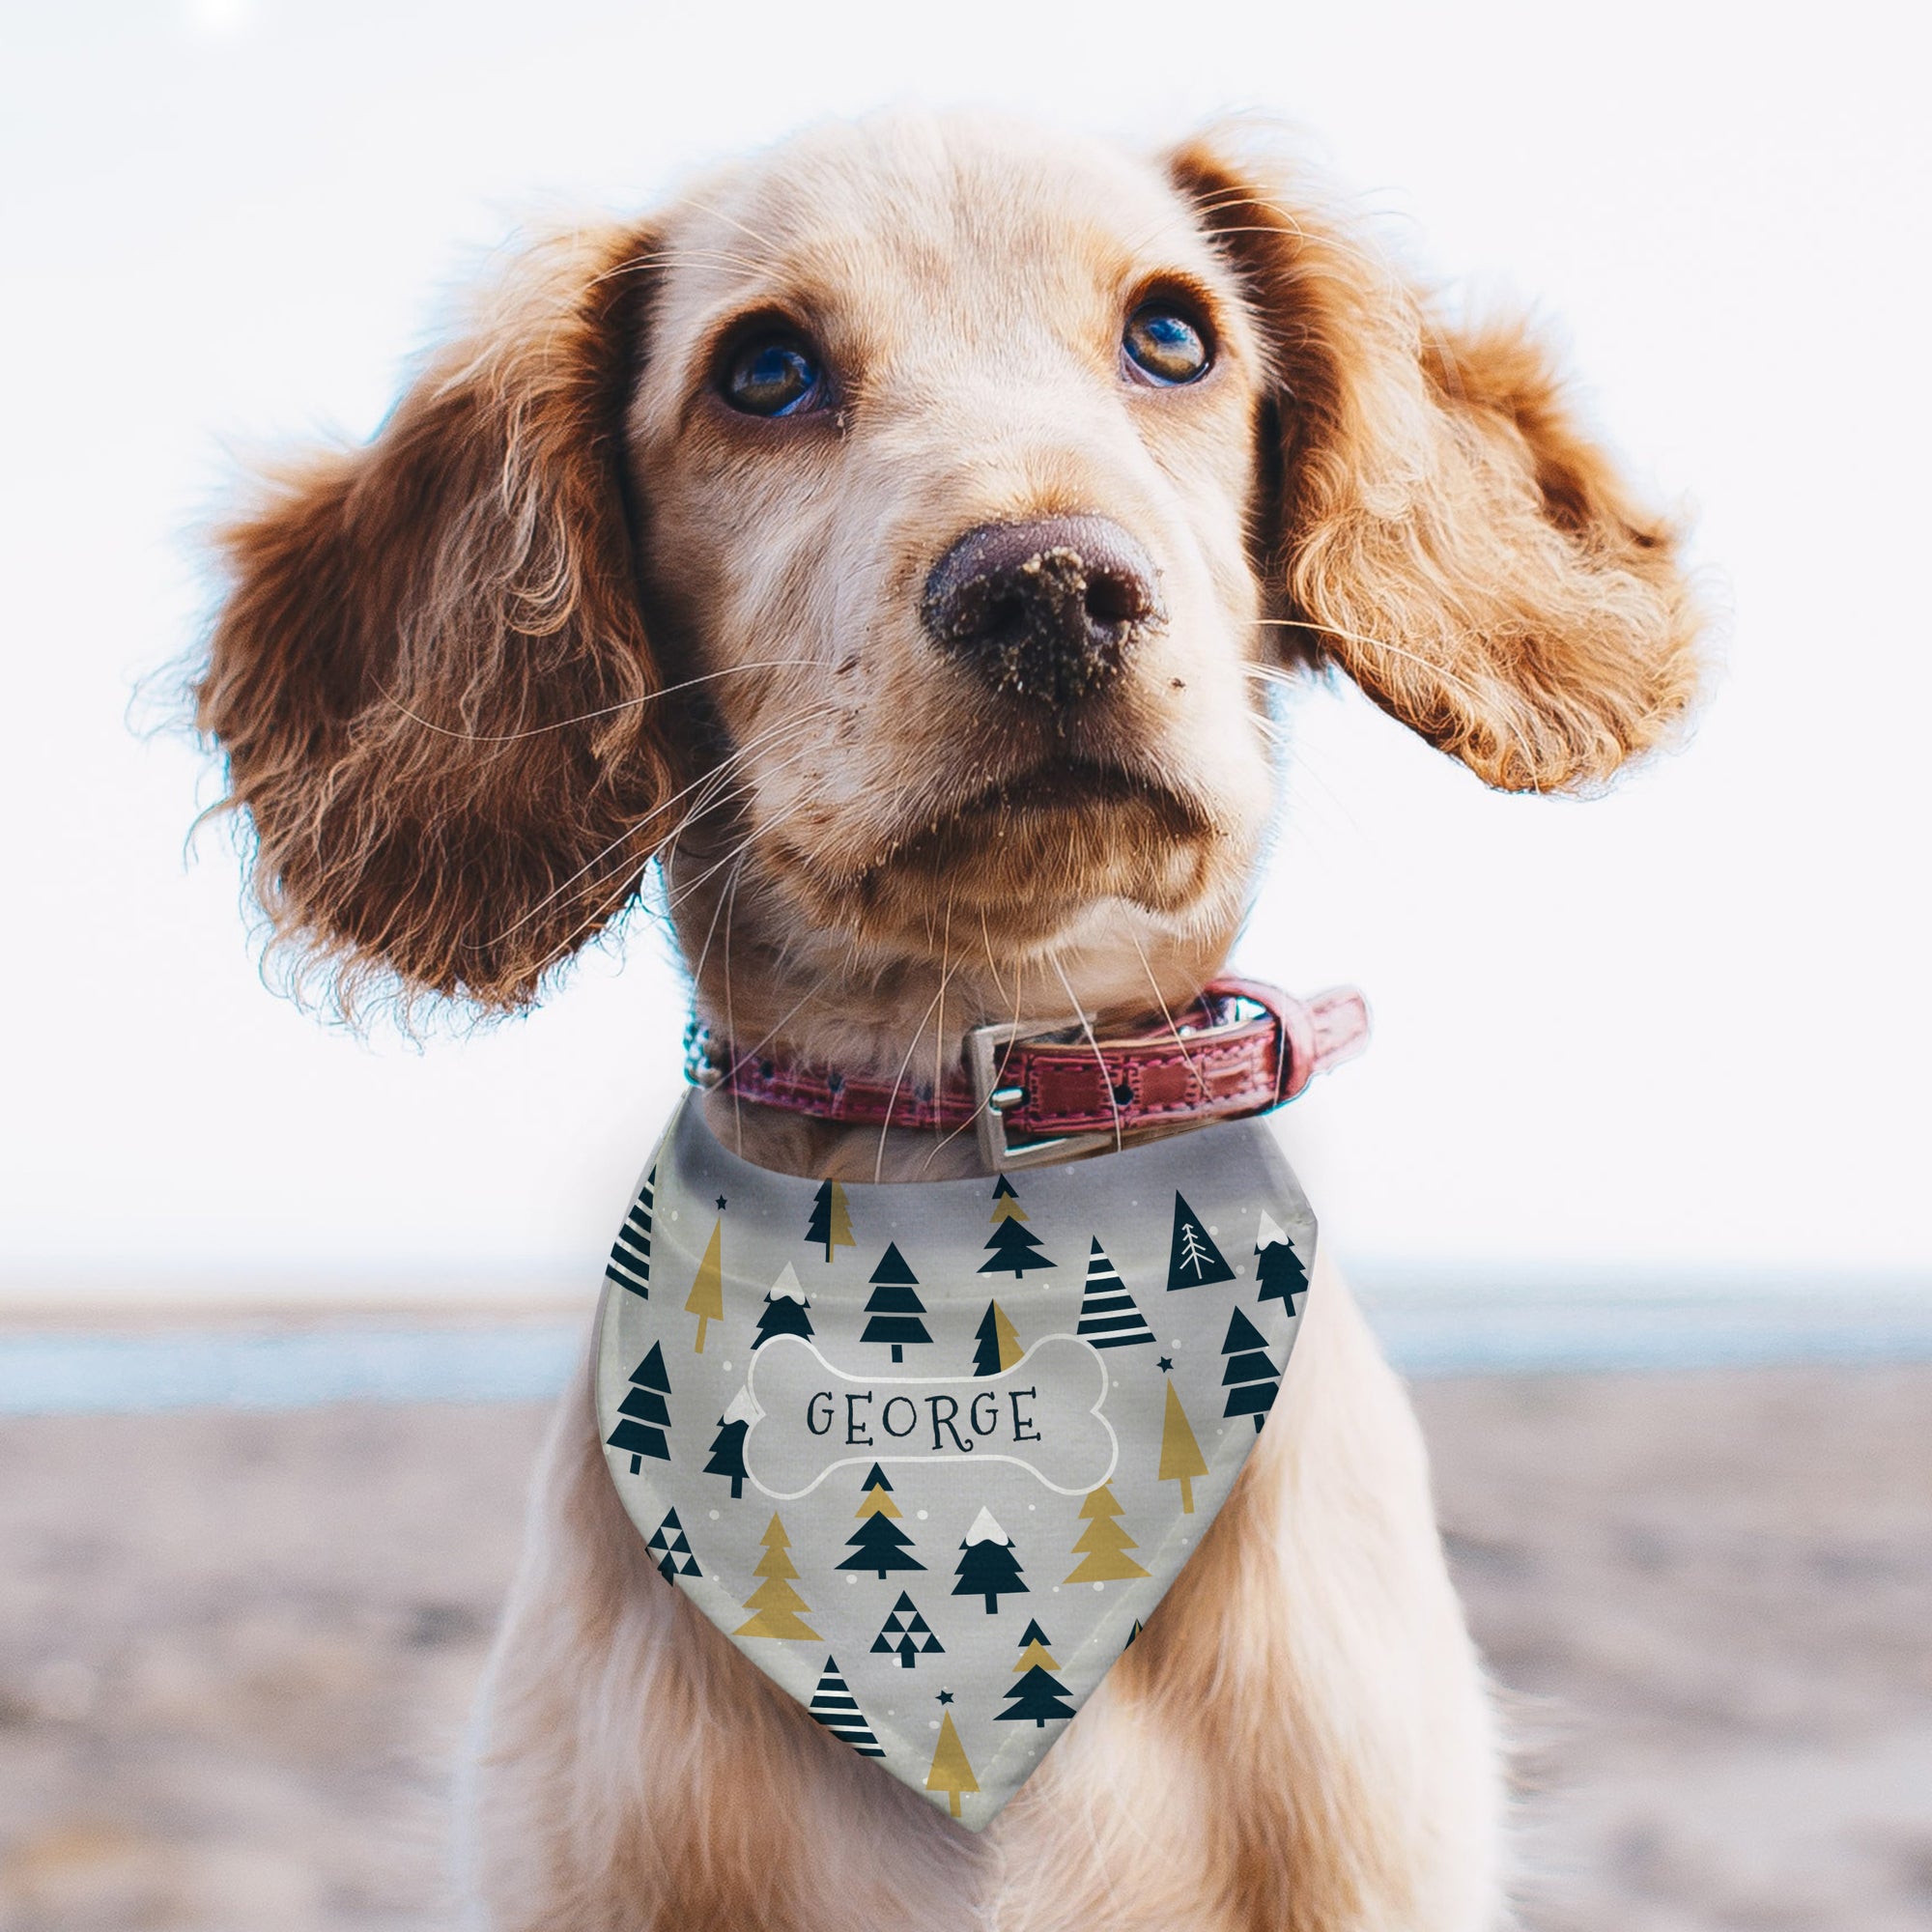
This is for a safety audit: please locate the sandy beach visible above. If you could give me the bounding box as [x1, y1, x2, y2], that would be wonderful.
[2, 1364, 1926, 1931]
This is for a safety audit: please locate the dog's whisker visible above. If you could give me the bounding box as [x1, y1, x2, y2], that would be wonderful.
[675, 194, 783, 256]
[916, 929, 1034, 1173]
[470, 706, 838, 952]
[933, 895, 954, 1142]
[722, 850, 748, 1155]
[378, 657, 822, 743]
[471, 724, 833, 970]
[585, 244, 772, 287]
[710, 983, 819, 1092]
[681, 841, 744, 1028]
[1047, 949, 1123, 1156]
[651, 802, 822, 950]
[1127, 926, 1205, 1094]
[978, 904, 1009, 1009]
[1246, 622, 1545, 783]
[653, 763, 825, 928]
[872, 978, 950, 1185]
[649, 727, 832, 874]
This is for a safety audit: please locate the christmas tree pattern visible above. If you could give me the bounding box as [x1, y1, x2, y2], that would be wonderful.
[604, 1163, 655, 1297]
[861, 1243, 931, 1364]
[979, 1175, 1055, 1279]
[606, 1343, 672, 1473]
[926, 1710, 979, 1819]
[734, 1514, 822, 1641]
[970, 1300, 1022, 1377]
[685, 1216, 724, 1351]
[1157, 1376, 1208, 1514]
[871, 1591, 945, 1668]
[1063, 1482, 1151, 1583]
[753, 1261, 814, 1349]
[808, 1656, 885, 1757]
[1254, 1211, 1310, 1312]
[998, 1619, 1078, 1728]
[837, 1463, 925, 1579]
[1167, 1193, 1236, 1290]
[806, 1179, 854, 1263]
[1220, 1307, 1280, 1431]
[703, 1382, 754, 1499]
[1073, 1237, 1154, 1349]
[645, 1506, 701, 1583]
[953, 1505, 1028, 1614]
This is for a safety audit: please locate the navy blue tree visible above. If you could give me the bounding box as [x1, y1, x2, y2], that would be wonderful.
[808, 1657, 885, 1756]
[645, 1507, 701, 1583]
[1254, 1211, 1309, 1312]
[998, 1620, 1077, 1727]
[838, 1464, 924, 1579]
[862, 1243, 931, 1364]
[604, 1163, 655, 1297]
[1220, 1307, 1280, 1431]
[1167, 1193, 1235, 1290]
[607, 1343, 672, 1472]
[980, 1175, 1055, 1279]
[953, 1506, 1028, 1614]
[703, 1384, 755, 1498]
[753, 1262, 814, 1349]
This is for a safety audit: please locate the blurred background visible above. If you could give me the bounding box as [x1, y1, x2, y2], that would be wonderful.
[2, 2, 1927, 1927]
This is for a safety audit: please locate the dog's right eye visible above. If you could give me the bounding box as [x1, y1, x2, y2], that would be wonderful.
[721, 336, 824, 417]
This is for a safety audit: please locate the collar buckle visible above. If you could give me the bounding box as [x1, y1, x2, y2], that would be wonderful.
[964, 1013, 1122, 1171]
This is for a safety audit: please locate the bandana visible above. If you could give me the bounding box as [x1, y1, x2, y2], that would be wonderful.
[594, 1094, 1317, 1829]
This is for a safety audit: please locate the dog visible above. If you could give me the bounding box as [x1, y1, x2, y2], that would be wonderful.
[195, 112, 1699, 1932]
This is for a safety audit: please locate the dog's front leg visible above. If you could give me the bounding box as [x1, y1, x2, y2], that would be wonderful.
[981, 1260, 1507, 1932]
[463, 1365, 987, 1932]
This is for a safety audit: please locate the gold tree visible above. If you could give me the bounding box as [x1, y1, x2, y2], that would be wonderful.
[925, 1711, 979, 1819]
[734, 1514, 822, 1641]
[1157, 1379, 1208, 1514]
[1064, 1483, 1151, 1582]
[684, 1218, 724, 1352]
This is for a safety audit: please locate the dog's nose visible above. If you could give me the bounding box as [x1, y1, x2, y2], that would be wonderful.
[920, 516, 1166, 706]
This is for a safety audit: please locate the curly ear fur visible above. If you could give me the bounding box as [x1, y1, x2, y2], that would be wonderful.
[194, 222, 673, 1015]
[1169, 137, 1703, 793]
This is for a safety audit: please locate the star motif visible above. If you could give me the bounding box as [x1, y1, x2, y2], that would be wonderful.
[715, 1195, 728, 1210]
[935, 1689, 954, 1705]
[1156, 1355, 1174, 1373]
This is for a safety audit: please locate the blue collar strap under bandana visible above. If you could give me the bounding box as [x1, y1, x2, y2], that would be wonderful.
[593, 1095, 1317, 1828]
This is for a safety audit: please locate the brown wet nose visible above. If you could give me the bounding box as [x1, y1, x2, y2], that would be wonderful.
[920, 515, 1166, 706]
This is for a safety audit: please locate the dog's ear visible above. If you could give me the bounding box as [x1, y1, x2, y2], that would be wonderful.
[195, 222, 676, 1014]
[1168, 137, 1703, 793]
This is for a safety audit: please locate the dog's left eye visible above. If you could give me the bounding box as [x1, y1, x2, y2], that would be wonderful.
[1122, 303, 1211, 385]
[722, 336, 824, 417]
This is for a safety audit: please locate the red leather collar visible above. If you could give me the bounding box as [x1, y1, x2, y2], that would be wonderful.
[689, 979, 1369, 1168]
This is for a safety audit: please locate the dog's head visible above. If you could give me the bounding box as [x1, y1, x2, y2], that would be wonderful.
[197, 114, 1699, 1031]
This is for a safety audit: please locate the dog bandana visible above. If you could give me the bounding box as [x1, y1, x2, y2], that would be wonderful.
[593, 1094, 1317, 1829]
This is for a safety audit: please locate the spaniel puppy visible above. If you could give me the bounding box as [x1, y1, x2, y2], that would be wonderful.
[196, 113, 1698, 1932]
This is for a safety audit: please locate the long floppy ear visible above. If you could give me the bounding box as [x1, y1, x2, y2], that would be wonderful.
[194, 222, 675, 1014]
[1168, 136, 1703, 793]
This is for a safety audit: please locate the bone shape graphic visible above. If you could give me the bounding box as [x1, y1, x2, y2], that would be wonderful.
[743, 1334, 1117, 1499]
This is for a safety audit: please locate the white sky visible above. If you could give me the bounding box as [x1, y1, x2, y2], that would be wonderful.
[2, 0, 1927, 1304]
